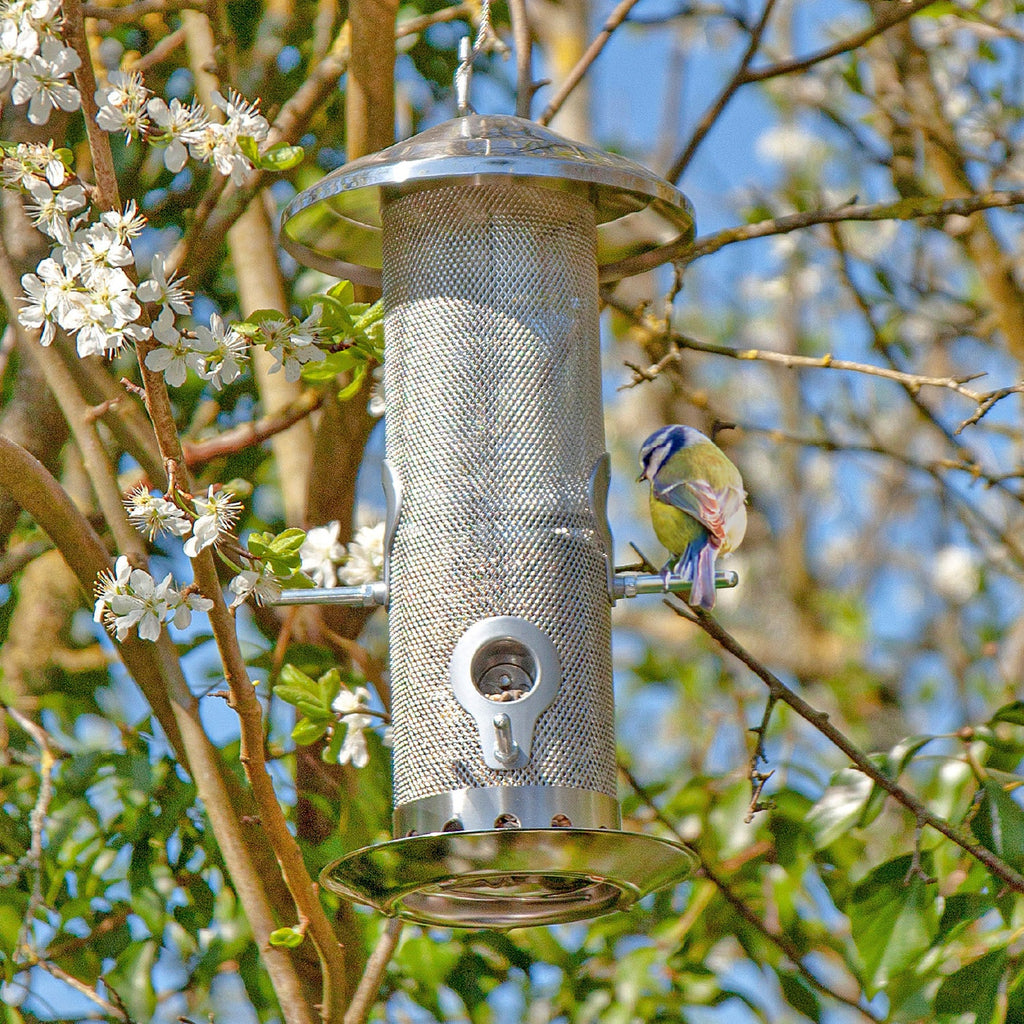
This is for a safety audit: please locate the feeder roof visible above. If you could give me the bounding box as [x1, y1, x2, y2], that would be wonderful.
[280, 113, 696, 287]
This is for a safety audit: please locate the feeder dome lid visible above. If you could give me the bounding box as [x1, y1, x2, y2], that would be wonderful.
[280, 113, 696, 286]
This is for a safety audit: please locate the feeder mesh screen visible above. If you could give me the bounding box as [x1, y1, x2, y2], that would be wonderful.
[383, 181, 617, 806]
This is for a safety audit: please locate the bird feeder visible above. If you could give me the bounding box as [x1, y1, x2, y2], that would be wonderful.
[278, 109, 723, 929]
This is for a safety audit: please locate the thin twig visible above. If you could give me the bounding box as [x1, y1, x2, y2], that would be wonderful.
[538, 0, 645, 126]
[29, 958, 133, 1022]
[684, 188, 1024, 264]
[608, 294, 999, 402]
[666, 0, 778, 180]
[680, 604, 1024, 895]
[342, 918, 403, 1024]
[956, 385, 1024, 434]
[740, 0, 939, 84]
[508, 0, 533, 118]
[130, 26, 188, 72]
[183, 389, 323, 467]
[619, 764, 878, 1021]
[745, 695, 777, 823]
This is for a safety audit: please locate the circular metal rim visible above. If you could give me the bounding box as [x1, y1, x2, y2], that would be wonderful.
[280, 114, 696, 286]
[320, 828, 697, 929]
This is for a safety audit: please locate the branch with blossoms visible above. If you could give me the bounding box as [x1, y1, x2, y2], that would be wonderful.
[0, 0, 401, 1019]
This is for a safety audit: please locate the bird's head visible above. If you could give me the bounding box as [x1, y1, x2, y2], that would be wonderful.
[638, 424, 710, 482]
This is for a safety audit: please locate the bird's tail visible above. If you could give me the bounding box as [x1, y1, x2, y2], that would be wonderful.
[677, 538, 719, 610]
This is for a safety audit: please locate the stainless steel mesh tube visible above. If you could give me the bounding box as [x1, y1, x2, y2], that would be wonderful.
[382, 181, 617, 829]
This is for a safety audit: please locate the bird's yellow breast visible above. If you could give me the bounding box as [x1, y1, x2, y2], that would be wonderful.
[649, 490, 704, 556]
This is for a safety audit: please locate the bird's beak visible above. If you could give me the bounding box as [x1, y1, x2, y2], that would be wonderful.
[636, 471, 646, 483]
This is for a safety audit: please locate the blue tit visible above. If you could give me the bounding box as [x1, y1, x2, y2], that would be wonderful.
[638, 424, 747, 610]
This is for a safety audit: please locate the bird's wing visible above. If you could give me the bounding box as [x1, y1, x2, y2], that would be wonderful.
[655, 478, 745, 550]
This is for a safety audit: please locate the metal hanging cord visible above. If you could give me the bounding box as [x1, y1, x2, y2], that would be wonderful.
[455, 0, 509, 115]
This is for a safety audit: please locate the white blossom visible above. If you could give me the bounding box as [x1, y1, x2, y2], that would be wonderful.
[124, 486, 191, 541]
[212, 88, 269, 139]
[24, 178, 85, 243]
[1, 140, 68, 189]
[11, 35, 81, 125]
[69, 221, 135, 279]
[183, 485, 243, 558]
[144, 307, 210, 387]
[332, 685, 373, 768]
[146, 96, 207, 173]
[18, 265, 57, 344]
[368, 366, 385, 418]
[137, 253, 191, 314]
[228, 564, 282, 608]
[101, 201, 147, 245]
[60, 297, 110, 356]
[80, 264, 139, 328]
[22, 0, 62, 34]
[189, 90, 269, 185]
[299, 521, 346, 587]
[93, 558, 213, 641]
[933, 545, 980, 604]
[168, 588, 213, 629]
[95, 69, 150, 141]
[0, 17, 37, 91]
[754, 123, 828, 170]
[338, 522, 385, 585]
[262, 315, 326, 383]
[93, 554, 133, 628]
[193, 313, 246, 390]
[97, 563, 176, 642]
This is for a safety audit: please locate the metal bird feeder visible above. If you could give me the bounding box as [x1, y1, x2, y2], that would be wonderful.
[278, 98, 724, 928]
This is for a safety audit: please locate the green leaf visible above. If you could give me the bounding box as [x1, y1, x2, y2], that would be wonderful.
[848, 854, 936, 996]
[991, 700, 1024, 727]
[336, 361, 368, 401]
[970, 779, 1024, 872]
[292, 718, 329, 745]
[236, 134, 260, 162]
[268, 926, 305, 948]
[778, 972, 821, 1022]
[396, 934, 461, 989]
[326, 280, 355, 305]
[887, 734, 935, 775]
[938, 892, 993, 942]
[310, 292, 356, 329]
[279, 664, 319, 696]
[318, 669, 342, 710]
[269, 528, 307, 555]
[934, 949, 1006, 1024]
[274, 685, 326, 711]
[256, 144, 304, 171]
[807, 768, 872, 848]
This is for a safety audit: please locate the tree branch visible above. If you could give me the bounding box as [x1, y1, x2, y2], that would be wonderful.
[680, 604, 1024, 894]
[537, 0, 645, 127]
[682, 189, 1024, 264]
[740, 0, 939, 84]
[666, 0, 778, 180]
[342, 919, 402, 1024]
[606, 291, 1012, 405]
[190, 548, 349, 1024]
[619, 763, 878, 1021]
[183, 389, 324, 468]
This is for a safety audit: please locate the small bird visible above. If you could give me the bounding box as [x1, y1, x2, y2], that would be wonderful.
[638, 425, 747, 610]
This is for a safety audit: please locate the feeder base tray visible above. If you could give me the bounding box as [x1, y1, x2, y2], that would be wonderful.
[320, 828, 696, 929]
